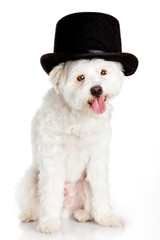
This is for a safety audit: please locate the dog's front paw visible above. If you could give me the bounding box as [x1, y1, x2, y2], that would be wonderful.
[96, 214, 125, 227]
[37, 218, 60, 234]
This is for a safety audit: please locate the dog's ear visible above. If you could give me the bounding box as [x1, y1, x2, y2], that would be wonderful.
[49, 63, 65, 94]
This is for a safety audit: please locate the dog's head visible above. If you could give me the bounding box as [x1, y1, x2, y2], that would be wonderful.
[49, 59, 124, 114]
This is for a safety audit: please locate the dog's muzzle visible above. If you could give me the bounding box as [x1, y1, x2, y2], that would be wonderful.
[88, 85, 106, 114]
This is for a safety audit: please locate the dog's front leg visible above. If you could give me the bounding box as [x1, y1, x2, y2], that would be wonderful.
[37, 152, 65, 233]
[86, 147, 124, 227]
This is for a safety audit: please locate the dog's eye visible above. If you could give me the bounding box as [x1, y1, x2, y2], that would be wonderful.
[77, 75, 85, 81]
[101, 69, 107, 75]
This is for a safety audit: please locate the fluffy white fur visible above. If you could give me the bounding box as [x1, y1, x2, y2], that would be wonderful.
[17, 59, 125, 233]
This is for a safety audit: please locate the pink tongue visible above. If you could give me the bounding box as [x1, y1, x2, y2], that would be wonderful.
[91, 96, 106, 114]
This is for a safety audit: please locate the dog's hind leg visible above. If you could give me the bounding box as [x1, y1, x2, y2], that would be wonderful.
[16, 164, 40, 222]
[73, 209, 93, 222]
[73, 180, 93, 222]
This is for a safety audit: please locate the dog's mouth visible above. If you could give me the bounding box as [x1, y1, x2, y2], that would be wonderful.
[88, 96, 107, 114]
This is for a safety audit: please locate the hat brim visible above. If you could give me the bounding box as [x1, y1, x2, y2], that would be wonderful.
[40, 52, 138, 76]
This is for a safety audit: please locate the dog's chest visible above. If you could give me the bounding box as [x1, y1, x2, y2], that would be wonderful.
[62, 134, 93, 182]
[61, 129, 109, 182]
[63, 132, 101, 150]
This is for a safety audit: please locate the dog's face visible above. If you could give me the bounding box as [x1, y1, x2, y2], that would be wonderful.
[49, 59, 124, 114]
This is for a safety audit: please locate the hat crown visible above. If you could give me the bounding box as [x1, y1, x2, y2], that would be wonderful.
[54, 12, 122, 54]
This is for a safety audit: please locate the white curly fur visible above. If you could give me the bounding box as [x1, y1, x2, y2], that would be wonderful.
[17, 59, 125, 233]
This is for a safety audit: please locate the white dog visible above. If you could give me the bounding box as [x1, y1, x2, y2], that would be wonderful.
[17, 58, 125, 233]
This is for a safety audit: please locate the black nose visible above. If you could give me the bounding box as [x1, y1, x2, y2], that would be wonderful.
[90, 85, 103, 97]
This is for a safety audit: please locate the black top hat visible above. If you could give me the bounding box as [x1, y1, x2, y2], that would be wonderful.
[41, 12, 138, 76]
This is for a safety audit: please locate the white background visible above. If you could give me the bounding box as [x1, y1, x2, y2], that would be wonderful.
[0, 0, 160, 239]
